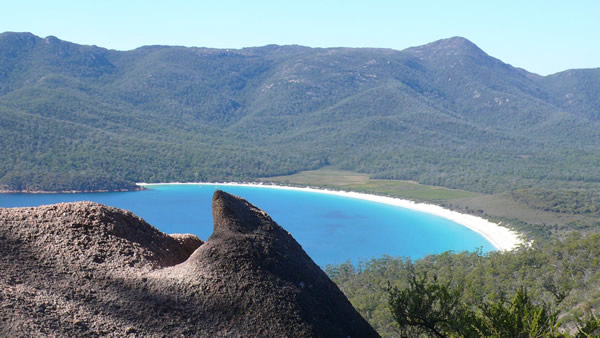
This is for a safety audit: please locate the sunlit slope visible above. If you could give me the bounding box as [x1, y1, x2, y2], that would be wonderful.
[1, 32, 599, 192]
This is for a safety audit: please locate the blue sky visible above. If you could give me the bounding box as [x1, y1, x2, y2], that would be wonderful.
[3, 0, 598, 75]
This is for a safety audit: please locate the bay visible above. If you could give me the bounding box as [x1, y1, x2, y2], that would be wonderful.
[0, 184, 494, 266]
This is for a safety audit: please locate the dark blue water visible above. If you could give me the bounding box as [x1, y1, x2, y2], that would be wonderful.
[0, 184, 494, 266]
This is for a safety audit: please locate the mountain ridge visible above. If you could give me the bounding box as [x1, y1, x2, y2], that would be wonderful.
[3, 31, 590, 76]
[1, 32, 599, 193]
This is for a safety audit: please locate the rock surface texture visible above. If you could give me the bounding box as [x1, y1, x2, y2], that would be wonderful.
[0, 190, 378, 336]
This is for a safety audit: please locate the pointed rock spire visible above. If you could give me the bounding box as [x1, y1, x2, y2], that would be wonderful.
[211, 189, 275, 235]
[162, 190, 379, 336]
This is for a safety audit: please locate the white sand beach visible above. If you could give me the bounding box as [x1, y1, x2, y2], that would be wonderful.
[138, 182, 524, 251]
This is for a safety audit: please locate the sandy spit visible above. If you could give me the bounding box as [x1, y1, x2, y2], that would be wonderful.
[137, 182, 524, 251]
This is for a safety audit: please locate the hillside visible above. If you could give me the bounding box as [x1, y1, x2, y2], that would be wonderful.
[0, 190, 377, 336]
[1, 32, 600, 193]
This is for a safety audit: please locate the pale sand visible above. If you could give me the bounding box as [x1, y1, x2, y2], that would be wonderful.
[137, 182, 524, 251]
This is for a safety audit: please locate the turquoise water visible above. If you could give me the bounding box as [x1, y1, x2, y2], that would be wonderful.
[0, 184, 494, 266]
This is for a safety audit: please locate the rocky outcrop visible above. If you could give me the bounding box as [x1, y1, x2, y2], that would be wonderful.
[0, 191, 378, 336]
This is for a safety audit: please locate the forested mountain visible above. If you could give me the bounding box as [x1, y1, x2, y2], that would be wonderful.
[1, 32, 599, 192]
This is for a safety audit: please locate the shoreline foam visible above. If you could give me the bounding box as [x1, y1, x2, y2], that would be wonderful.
[137, 182, 524, 251]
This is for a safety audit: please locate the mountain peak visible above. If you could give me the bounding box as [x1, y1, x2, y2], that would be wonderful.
[440, 36, 478, 46]
[405, 36, 488, 60]
[0, 31, 40, 46]
[0, 31, 38, 39]
[43, 35, 61, 44]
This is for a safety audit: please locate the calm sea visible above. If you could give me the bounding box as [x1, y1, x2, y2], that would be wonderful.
[0, 184, 494, 266]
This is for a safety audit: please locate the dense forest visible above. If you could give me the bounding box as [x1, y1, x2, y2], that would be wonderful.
[1, 32, 600, 194]
[326, 233, 600, 336]
[512, 188, 600, 216]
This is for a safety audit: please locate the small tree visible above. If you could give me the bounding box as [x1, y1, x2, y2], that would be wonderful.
[476, 287, 561, 337]
[387, 273, 478, 337]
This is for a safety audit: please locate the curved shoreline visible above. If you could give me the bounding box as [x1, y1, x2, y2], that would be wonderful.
[137, 182, 524, 251]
